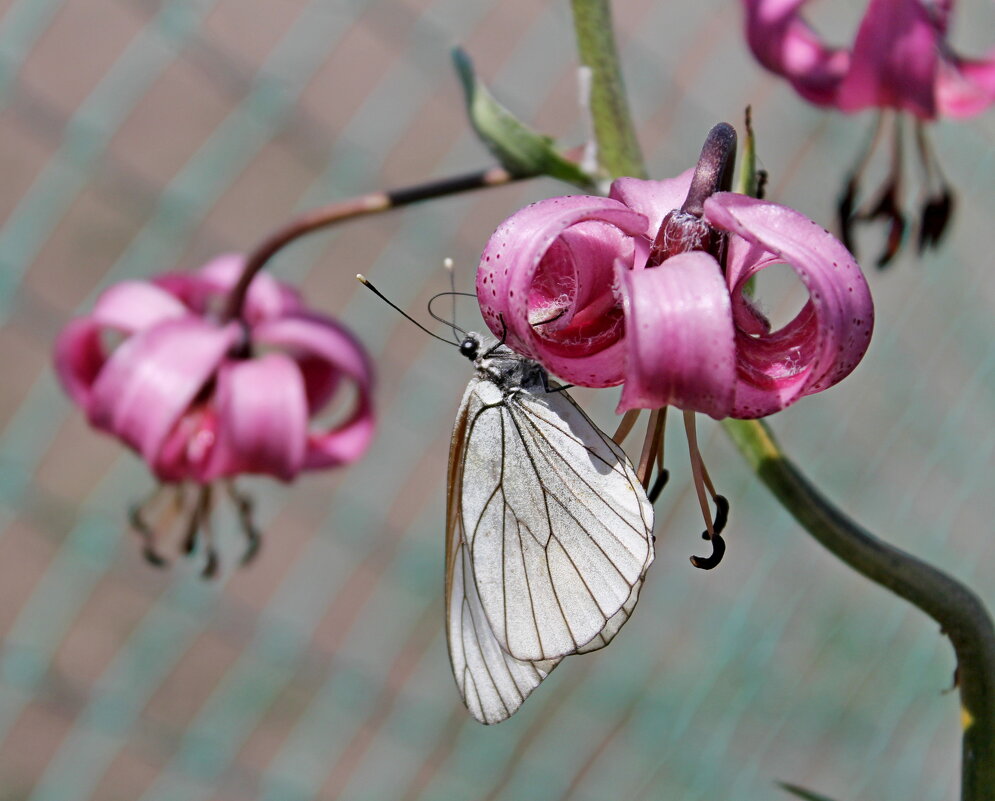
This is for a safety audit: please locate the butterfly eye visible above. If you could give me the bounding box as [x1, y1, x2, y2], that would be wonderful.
[459, 337, 479, 360]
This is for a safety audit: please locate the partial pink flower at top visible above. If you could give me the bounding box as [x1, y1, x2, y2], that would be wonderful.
[55, 254, 375, 575]
[742, 0, 995, 266]
[477, 123, 874, 568]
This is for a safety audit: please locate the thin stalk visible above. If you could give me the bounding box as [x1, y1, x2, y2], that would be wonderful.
[570, 0, 646, 179]
[568, 2, 995, 797]
[223, 165, 517, 321]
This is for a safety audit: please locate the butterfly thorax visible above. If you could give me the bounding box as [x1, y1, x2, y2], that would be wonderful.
[477, 351, 548, 394]
[459, 332, 548, 395]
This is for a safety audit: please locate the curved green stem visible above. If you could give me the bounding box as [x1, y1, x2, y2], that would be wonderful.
[570, 1, 995, 798]
[724, 419, 995, 800]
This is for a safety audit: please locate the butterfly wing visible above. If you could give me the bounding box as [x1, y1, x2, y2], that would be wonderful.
[468, 381, 654, 662]
[446, 377, 556, 724]
[446, 374, 654, 723]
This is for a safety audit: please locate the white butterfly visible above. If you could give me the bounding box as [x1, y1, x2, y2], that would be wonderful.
[446, 333, 655, 724]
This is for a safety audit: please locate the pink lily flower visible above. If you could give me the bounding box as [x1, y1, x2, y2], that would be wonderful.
[477, 142, 872, 419]
[743, 0, 995, 119]
[55, 254, 375, 574]
[477, 123, 873, 568]
[741, 0, 995, 265]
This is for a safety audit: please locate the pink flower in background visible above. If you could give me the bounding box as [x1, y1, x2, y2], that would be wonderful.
[55, 254, 375, 574]
[741, 0, 995, 265]
[743, 0, 995, 119]
[477, 123, 874, 568]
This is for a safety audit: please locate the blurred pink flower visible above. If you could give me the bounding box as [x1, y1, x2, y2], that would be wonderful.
[476, 167, 873, 420]
[743, 0, 995, 119]
[55, 254, 375, 573]
[741, 0, 995, 265]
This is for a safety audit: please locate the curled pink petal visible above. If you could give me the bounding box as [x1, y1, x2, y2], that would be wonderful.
[936, 49, 995, 117]
[91, 281, 189, 333]
[616, 253, 736, 419]
[253, 314, 375, 469]
[155, 253, 303, 323]
[476, 195, 648, 386]
[742, 0, 850, 106]
[87, 318, 240, 470]
[211, 354, 309, 481]
[54, 282, 190, 407]
[704, 192, 874, 417]
[54, 318, 107, 408]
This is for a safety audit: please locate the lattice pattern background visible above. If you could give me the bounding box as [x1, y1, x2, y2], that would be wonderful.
[0, 1, 994, 799]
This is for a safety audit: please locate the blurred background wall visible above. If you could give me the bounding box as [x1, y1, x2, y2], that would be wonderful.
[0, 0, 993, 799]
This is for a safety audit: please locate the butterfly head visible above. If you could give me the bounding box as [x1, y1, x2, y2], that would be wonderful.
[459, 333, 482, 362]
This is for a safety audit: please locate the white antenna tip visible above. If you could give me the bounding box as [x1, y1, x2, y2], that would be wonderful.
[443, 257, 454, 271]
[356, 273, 368, 284]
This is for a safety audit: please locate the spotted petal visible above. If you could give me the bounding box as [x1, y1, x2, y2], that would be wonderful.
[476, 195, 648, 386]
[704, 192, 873, 418]
[616, 252, 736, 419]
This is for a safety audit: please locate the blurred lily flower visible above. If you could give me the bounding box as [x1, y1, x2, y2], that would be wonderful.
[477, 123, 873, 567]
[742, 0, 995, 265]
[55, 254, 375, 575]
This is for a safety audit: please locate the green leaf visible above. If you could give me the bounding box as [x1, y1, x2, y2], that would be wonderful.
[735, 105, 762, 199]
[777, 781, 843, 801]
[452, 47, 595, 190]
[737, 107, 763, 298]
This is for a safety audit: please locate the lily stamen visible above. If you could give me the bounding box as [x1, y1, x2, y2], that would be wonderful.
[839, 112, 887, 254]
[126, 480, 262, 577]
[683, 410, 715, 536]
[683, 410, 730, 570]
[913, 122, 955, 253]
[199, 502, 220, 580]
[647, 407, 670, 503]
[636, 408, 663, 490]
[180, 486, 207, 557]
[226, 480, 262, 565]
[129, 485, 173, 567]
[611, 408, 641, 446]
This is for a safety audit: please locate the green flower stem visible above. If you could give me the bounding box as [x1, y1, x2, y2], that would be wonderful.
[570, 0, 646, 180]
[724, 419, 995, 800]
[570, 1, 995, 798]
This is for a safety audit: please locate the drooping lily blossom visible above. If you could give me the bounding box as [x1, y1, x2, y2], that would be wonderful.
[55, 254, 375, 574]
[477, 123, 874, 568]
[741, 0, 995, 265]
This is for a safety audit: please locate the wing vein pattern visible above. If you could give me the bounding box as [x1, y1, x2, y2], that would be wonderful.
[446, 372, 654, 724]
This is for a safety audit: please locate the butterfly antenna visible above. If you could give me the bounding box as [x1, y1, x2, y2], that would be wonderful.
[356, 274, 458, 348]
[445, 258, 459, 342]
[426, 259, 474, 342]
